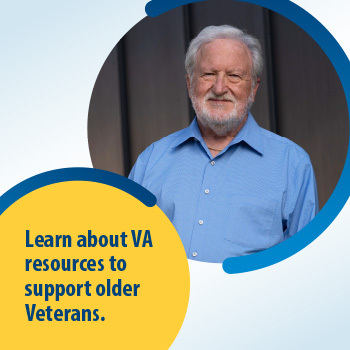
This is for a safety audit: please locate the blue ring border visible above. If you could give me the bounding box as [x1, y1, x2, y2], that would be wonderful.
[0, 1, 348, 274]
[0, 168, 157, 217]
[146, 0, 350, 273]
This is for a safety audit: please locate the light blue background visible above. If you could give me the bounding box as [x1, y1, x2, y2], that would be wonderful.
[1, 1, 349, 349]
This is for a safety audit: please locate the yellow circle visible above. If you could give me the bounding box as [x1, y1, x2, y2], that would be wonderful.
[0, 181, 190, 349]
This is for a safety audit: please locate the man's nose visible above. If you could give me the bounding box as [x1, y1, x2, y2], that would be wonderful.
[212, 75, 228, 95]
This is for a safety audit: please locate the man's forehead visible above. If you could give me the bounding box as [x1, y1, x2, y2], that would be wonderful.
[195, 39, 252, 71]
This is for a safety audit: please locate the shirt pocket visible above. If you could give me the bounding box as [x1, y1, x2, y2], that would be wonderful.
[224, 196, 278, 250]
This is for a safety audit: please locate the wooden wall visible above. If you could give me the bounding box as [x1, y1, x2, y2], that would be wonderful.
[88, 0, 349, 208]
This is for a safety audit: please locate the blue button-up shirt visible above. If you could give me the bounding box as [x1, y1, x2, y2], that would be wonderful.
[129, 114, 319, 263]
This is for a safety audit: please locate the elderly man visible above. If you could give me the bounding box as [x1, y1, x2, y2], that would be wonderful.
[129, 25, 318, 263]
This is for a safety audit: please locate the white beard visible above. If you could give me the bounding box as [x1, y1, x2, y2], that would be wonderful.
[191, 89, 255, 136]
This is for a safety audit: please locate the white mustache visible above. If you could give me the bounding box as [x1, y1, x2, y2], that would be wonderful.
[205, 93, 235, 102]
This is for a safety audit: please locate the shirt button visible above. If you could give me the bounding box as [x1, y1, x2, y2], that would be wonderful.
[198, 220, 203, 225]
[210, 161, 215, 165]
[192, 252, 198, 257]
[204, 189, 210, 194]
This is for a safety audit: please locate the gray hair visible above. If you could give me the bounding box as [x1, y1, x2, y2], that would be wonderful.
[185, 25, 263, 83]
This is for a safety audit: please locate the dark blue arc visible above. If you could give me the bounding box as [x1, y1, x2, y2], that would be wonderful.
[145, 0, 350, 273]
[0, 168, 157, 216]
[146, 0, 202, 17]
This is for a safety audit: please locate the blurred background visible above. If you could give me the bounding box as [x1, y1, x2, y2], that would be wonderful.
[88, 0, 349, 209]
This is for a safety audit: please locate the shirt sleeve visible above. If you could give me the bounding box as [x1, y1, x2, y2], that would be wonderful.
[283, 155, 319, 237]
[128, 156, 145, 184]
[128, 143, 154, 185]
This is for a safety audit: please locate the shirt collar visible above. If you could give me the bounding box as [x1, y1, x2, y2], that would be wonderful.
[230, 112, 264, 155]
[171, 113, 264, 155]
[171, 117, 202, 147]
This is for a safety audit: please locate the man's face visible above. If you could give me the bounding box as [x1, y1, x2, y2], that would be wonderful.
[187, 39, 260, 135]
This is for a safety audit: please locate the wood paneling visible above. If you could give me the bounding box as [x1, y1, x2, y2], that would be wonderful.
[124, 7, 189, 164]
[88, 2, 349, 208]
[88, 48, 124, 175]
[270, 13, 349, 207]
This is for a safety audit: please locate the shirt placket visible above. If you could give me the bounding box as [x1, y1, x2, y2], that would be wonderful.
[188, 157, 219, 260]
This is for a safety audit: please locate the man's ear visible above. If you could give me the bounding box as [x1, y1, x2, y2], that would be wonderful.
[251, 78, 260, 102]
[186, 75, 191, 98]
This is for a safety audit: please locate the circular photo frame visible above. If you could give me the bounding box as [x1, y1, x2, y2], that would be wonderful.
[89, 0, 350, 272]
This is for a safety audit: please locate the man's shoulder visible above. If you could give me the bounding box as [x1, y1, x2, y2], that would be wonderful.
[152, 127, 189, 148]
[136, 126, 190, 163]
[258, 126, 310, 161]
[129, 126, 191, 181]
